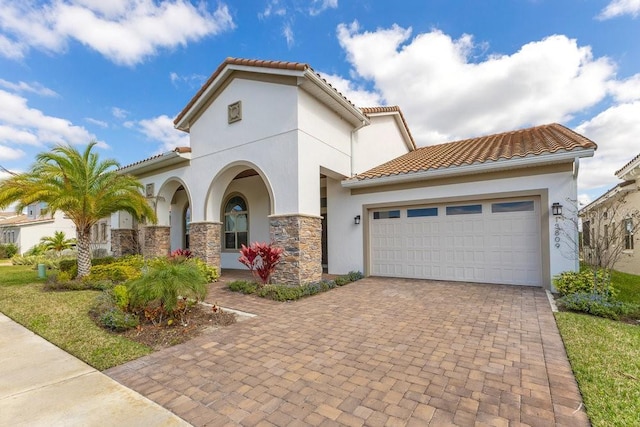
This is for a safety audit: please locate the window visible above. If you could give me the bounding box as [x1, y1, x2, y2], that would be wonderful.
[373, 210, 400, 219]
[446, 204, 482, 215]
[407, 207, 438, 218]
[92, 224, 99, 242]
[604, 225, 609, 249]
[583, 221, 591, 248]
[491, 201, 534, 213]
[100, 223, 108, 242]
[224, 195, 248, 250]
[624, 218, 634, 250]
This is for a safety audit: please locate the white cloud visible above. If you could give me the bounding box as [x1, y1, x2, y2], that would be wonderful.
[575, 101, 640, 190]
[317, 72, 383, 107]
[336, 22, 616, 145]
[84, 117, 108, 128]
[0, 89, 101, 154]
[577, 194, 592, 208]
[608, 73, 640, 102]
[309, 0, 338, 16]
[598, 0, 640, 19]
[135, 114, 189, 152]
[283, 23, 294, 48]
[0, 79, 58, 97]
[259, 0, 286, 19]
[169, 71, 207, 88]
[0, 0, 235, 65]
[112, 107, 129, 119]
[0, 145, 25, 161]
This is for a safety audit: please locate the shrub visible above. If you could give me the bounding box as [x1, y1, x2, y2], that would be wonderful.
[86, 264, 141, 283]
[238, 242, 283, 286]
[334, 276, 350, 286]
[553, 269, 615, 298]
[43, 272, 91, 291]
[228, 280, 258, 294]
[170, 248, 193, 259]
[187, 258, 219, 283]
[127, 261, 207, 313]
[91, 256, 116, 266]
[347, 271, 364, 281]
[257, 284, 304, 301]
[112, 284, 130, 310]
[0, 243, 18, 259]
[557, 292, 638, 320]
[59, 259, 77, 273]
[101, 308, 139, 331]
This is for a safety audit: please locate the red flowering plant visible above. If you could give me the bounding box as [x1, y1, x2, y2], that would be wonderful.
[238, 242, 283, 286]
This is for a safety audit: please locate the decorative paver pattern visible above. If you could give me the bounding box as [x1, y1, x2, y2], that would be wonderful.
[106, 275, 589, 426]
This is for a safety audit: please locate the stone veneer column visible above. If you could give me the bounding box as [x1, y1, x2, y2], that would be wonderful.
[189, 222, 222, 272]
[270, 214, 322, 285]
[110, 229, 139, 257]
[142, 225, 171, 258]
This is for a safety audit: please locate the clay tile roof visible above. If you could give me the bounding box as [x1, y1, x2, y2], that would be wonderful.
[616, 152, 640, 176]
[360, 106, 416, 150]
[118, 147, 191, 171]
[174, 57, 310, 126]
[353, 123, 597, 181]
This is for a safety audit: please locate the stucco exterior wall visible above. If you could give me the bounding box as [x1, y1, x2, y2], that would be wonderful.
[583, 184, 640, 275]
[353, 115, 412, 175]
[16, 211, 77, 254]
[189, 78, 298, 157]
[327, 167, 580, 289]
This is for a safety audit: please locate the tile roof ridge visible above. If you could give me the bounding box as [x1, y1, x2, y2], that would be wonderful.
[615, 152, 640, 176]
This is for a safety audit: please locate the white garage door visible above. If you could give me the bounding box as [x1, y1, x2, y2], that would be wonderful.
[370, 198, 542, 286]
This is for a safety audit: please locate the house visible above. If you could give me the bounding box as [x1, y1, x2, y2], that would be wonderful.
[0, 203, 77, 254]
[113, 57, 596, 290]
[580, 154, 640, 275]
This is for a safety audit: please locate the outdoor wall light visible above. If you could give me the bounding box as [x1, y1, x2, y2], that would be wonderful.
[552, 202, 563, 216]
[354, 215, 361, 225]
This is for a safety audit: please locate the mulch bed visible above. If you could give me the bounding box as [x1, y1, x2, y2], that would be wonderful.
[120, 304, 237, 350]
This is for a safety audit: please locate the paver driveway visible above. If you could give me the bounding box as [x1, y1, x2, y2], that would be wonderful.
[106, 275, 589, 426]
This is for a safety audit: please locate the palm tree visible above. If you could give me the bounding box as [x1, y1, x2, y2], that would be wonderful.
[40, 231, 76, 255]
[0, 142, 156, 277]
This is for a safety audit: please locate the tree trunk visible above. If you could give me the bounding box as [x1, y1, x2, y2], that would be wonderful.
[76, 230, 92, 278]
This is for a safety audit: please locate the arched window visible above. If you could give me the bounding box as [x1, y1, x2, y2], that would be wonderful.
[224, 195, 248, 250]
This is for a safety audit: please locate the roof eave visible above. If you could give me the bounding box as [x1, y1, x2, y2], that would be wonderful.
[342, 148, 595, 189]
[301, 70, 370, 128]
[118, 151, 191, 176]
[615, 156, 640, 181]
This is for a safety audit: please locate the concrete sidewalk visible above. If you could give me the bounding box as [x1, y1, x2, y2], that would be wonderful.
[0, 313, 191, 427]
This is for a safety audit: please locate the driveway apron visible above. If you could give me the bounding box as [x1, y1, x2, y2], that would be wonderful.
[106, 276, 589, 426]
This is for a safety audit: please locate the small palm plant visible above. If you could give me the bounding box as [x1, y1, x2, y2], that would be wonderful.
[40, 231, 76, 255]
[127, 259, 208, 325]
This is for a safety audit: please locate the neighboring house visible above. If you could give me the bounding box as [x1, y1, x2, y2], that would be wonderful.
[0, 203, 77, 254]
[580, 154, 640, 275]
[113, 57, 596, 290]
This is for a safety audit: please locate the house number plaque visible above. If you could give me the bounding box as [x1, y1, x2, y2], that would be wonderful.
[554, 222, 561, 248]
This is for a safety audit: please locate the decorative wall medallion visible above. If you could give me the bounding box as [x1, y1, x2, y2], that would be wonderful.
[228, 101, 242, 123]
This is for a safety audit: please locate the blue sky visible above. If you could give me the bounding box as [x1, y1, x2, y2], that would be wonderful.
[1, 0, 639, 205]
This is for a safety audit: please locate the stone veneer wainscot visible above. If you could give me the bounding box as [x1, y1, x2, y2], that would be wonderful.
[270, 214, 322, 285]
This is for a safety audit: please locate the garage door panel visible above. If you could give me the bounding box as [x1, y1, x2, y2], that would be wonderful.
[370, 198, 542, 286]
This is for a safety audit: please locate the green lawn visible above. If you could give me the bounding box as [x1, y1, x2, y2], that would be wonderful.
[611, 269, 640, 304]
[556, 313, 640, 426]
[555, 267, 640, 426]
[0, 265, 151, 370]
